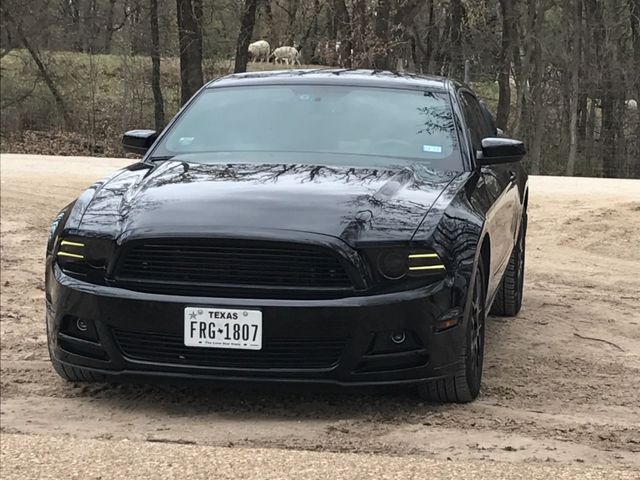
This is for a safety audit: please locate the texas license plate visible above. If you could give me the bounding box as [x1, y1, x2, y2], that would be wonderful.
[184, 307, 262, 350]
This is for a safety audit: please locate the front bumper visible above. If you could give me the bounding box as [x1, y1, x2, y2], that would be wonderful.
[46, 264, 467, 386]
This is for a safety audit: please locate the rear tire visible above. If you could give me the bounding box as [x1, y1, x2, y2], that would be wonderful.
[51, 358, 106, 383]
[417, 261, 486, 403]
[491, 215, 526, 317]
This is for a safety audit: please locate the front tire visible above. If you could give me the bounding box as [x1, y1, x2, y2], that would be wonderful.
[417, 261, 486, 403]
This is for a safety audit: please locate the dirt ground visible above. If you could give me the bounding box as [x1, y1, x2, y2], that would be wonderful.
[1, 154, 639, 478]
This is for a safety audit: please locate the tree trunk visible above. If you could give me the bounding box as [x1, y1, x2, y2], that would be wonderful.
[566, 0, 582, 176]
[496, 0, 515, 130]
[600, 82, 617, 177]
[234, 0, 259, 73]
[128, 0, 143, 55]
[527, 0, 546, 175]
[284, 0, 300, 45]
[3, 9, 72, 128]
[630, 0, 640, 178]
[585, 98, 597, 175]
[352, 0, 366, 65]
[373, 0, 391, 69]
[584, 0, 606, 175]
[264, 1, 277, 47]
[176, 0, 203, 105]
[599, 7, 627, 177]
[424, 0, 437, 73]
[449, 0, 465, 79]
[333, 0, 352, 67]
[150, 0, 164, 131]
[299, 0, 323, 61]
[104, 0, 117, 52]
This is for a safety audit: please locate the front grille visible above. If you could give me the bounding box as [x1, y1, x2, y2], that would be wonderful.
[113, 329, 346, 369]
[114, 240, 353, 298]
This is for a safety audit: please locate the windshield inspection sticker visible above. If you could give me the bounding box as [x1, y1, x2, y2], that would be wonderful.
[423, 145, 443, 153]
[179, 137, 195, 145]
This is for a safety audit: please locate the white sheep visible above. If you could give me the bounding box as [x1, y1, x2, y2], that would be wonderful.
[272, 46, 302, 67]
[248, 40, 270, 63]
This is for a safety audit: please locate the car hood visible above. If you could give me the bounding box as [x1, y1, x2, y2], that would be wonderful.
[73, 154, 464, 246]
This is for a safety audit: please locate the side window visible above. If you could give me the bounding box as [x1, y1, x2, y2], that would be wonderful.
[459, 92, 492, 152]
[479, 101, 498, 136]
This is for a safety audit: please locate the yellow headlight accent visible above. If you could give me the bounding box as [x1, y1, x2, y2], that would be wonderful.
[409, 265, 446, 271]
[60, 240, 85, 248]
[57, 251, 85, 259]
[408, 253, 440, 259]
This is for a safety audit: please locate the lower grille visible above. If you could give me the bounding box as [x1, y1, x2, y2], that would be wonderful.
[113, 329, 346, 369]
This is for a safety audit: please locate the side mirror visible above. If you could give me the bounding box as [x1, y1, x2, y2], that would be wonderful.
[477, 137, 526, 165]
[122, 130, 157, 156]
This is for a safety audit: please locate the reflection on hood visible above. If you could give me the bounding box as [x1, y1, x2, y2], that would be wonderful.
[72, 156, 467, 246]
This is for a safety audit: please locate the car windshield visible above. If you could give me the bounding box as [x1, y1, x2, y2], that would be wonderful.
[150, 84, 463, 170]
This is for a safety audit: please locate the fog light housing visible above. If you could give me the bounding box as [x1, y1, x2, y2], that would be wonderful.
[60, 315, 98, 342]
[390, 331, 406, 344]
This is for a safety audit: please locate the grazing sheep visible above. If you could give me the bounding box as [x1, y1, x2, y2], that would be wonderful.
[248, 40, 270, 63]
[272, 46, 302, 67]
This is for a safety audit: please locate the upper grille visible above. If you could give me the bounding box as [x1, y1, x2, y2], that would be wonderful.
[114, 239, 353, 297]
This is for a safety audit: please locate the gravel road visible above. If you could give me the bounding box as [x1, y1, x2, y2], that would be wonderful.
[1, 154, 639, 478]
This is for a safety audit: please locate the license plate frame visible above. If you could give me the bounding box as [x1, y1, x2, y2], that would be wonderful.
[183, 307, 262, 350]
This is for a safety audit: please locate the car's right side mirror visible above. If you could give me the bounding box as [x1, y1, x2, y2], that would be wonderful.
[477, 137, 526, 166]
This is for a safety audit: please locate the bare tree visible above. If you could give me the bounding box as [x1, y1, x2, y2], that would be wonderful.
[373, 0, 391, 69]
[176, 0, 203, 105]
[150, 0, 164, 130]
[566, 0, 582, 176]
[496, 0, 515, 129]
[2, 7, 73, 127]
[234, 0, 259, 73]
[333, 0, 352, 67]
[629, 0, 640, 177]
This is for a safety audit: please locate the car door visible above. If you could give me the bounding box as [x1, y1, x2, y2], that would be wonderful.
[458, 91, 520, 292]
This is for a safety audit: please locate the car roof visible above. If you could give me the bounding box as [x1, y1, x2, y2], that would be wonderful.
[206, 69, 456, 92]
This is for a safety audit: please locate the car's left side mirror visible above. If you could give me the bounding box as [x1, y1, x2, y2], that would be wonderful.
[477, 137, 526, 166]
[122, 130, 158, 156]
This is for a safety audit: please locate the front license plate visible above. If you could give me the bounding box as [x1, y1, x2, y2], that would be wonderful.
[184, 307, 262, 350]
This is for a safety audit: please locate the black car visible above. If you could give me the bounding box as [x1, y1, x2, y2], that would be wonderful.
[46, 69, 528, 403]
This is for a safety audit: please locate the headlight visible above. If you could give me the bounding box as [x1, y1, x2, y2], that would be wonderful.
[56, 236, 112, 281]
[373, 249, 446, 282]
[377, 251, 409, 280]
[49, 211, 66, 242]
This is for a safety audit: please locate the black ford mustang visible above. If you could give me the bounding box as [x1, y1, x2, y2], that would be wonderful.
[46, 69, 528, 402]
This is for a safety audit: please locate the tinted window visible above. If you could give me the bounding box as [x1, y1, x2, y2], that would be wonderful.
[151, 85, 463, 171]
[459, 92, 492, 151]
[479, 101, 498, 136]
